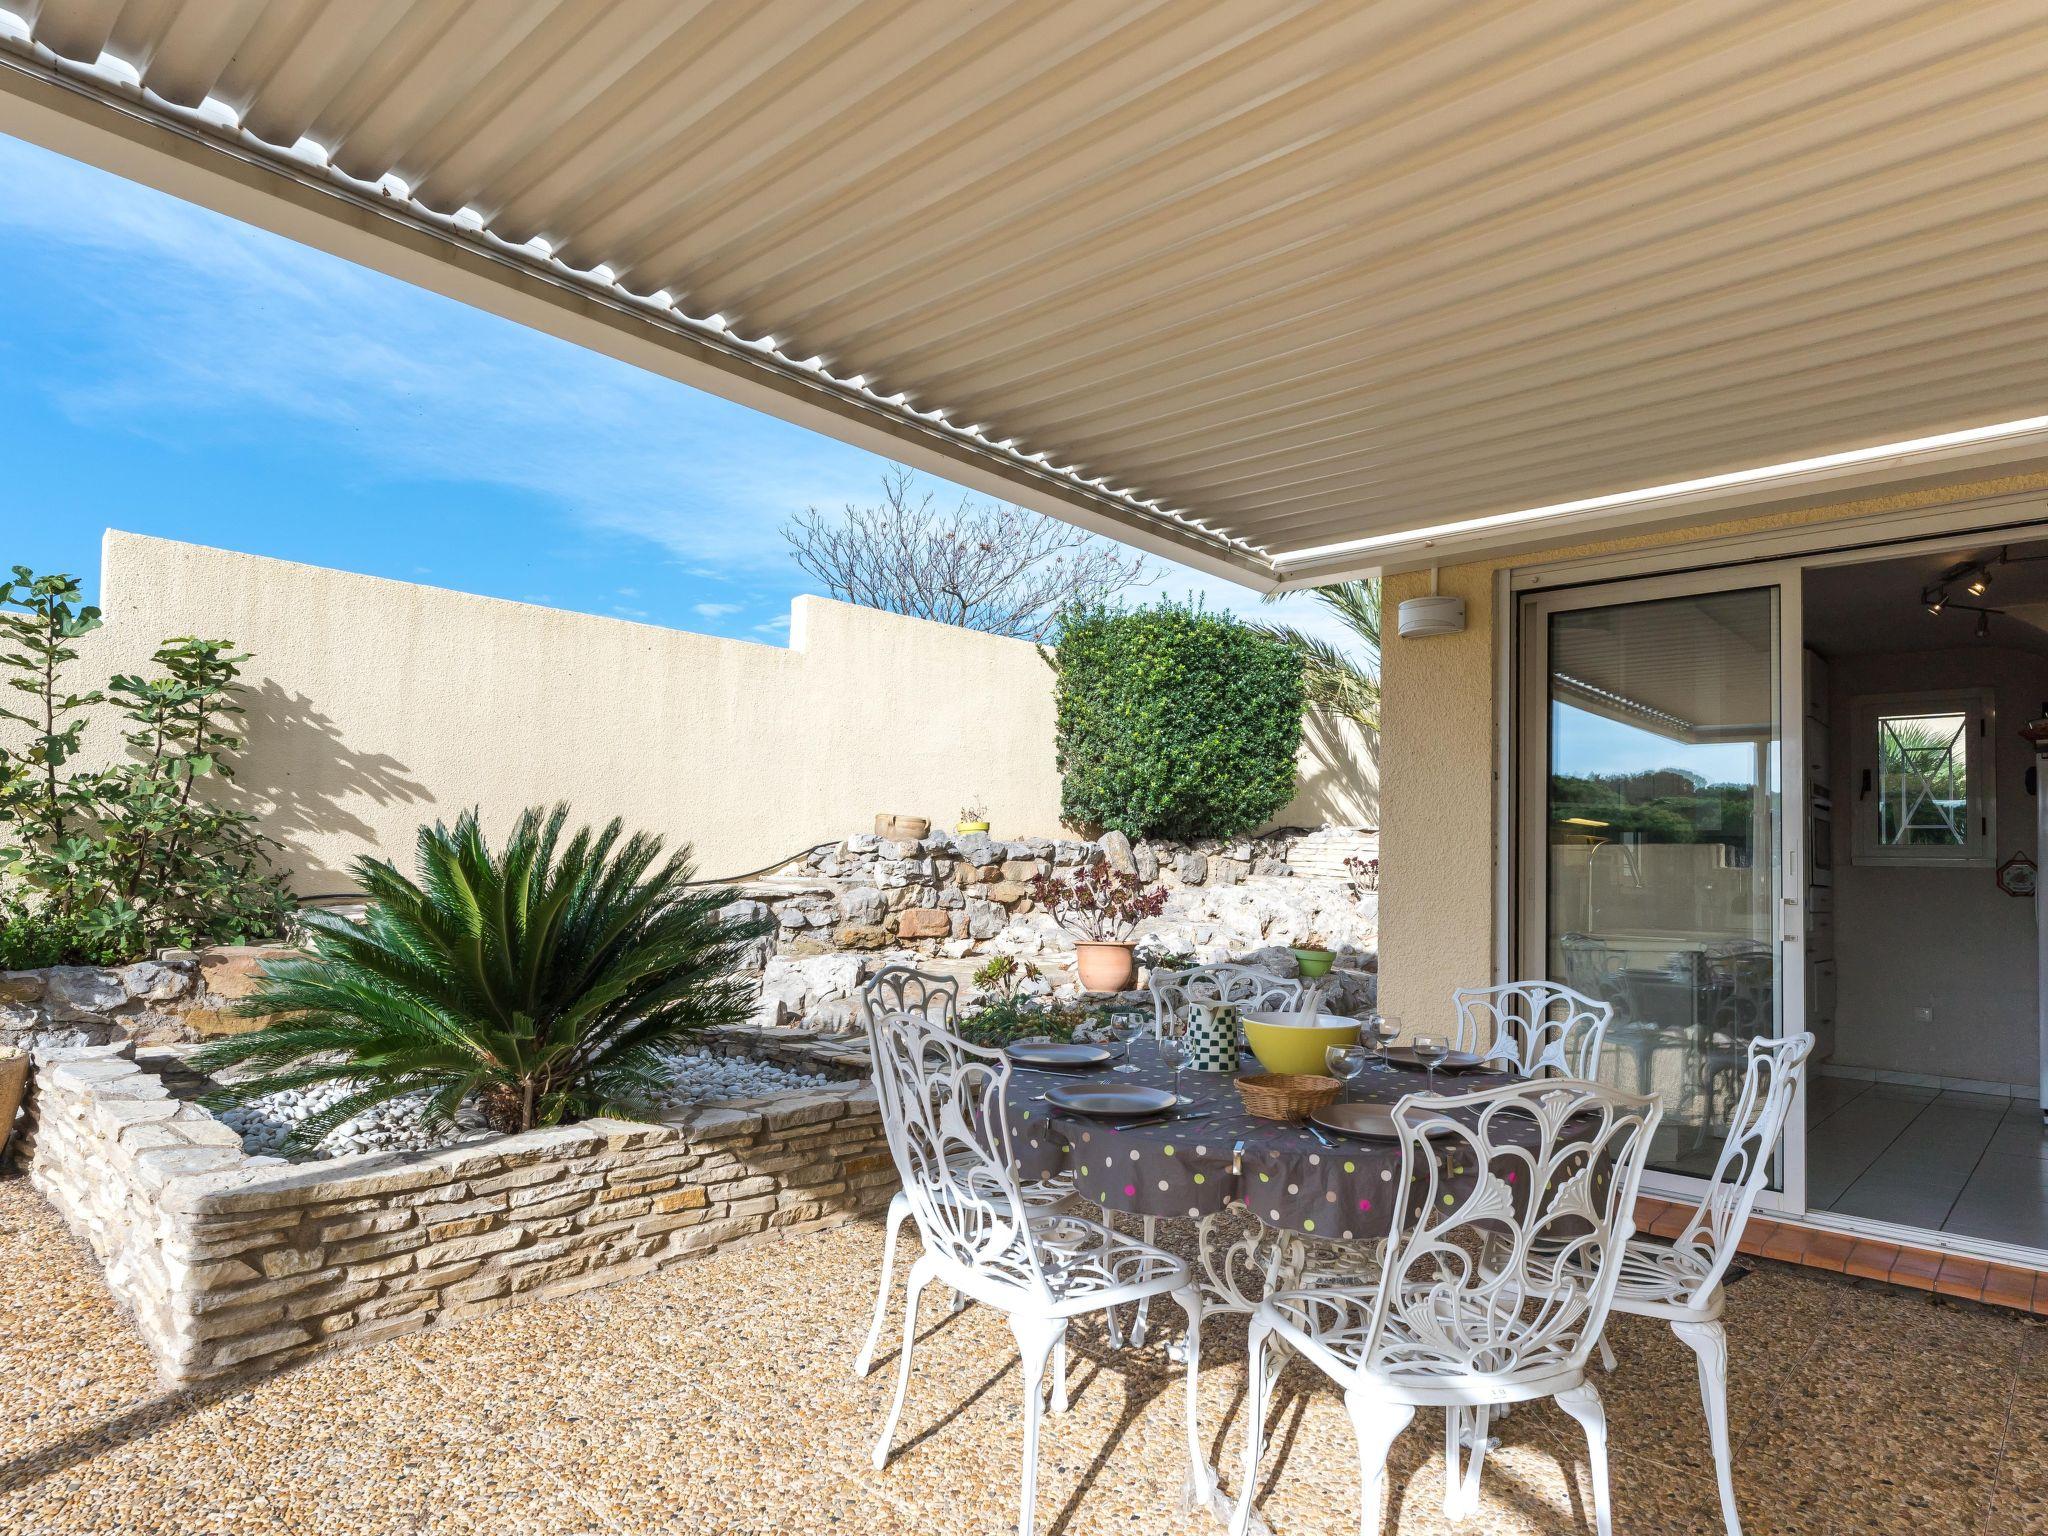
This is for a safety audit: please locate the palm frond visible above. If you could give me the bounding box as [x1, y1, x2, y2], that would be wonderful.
[194, 803, 774, 1138]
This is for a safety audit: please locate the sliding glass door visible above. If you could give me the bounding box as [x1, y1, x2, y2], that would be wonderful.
[1520, 571, 1803, 1201]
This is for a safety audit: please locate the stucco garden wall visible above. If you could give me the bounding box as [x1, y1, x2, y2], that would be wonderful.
[1376, 471, 2048, 1024]
[38, 532, 1376, 895]
[14, 1039, 889, 1388]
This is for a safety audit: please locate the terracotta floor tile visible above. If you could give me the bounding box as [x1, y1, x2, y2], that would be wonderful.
[1981, 1264, 2036, 1313]
[1887, 1246, 1944, 1290]
[1762, 1223, 1808, 1262]
[1799, 1230, 1856, 1272]
[1843, 1240, 1897, 1281]
[1934, 1256, 1991, 1301]
[1735, 1217, 1779, 1257]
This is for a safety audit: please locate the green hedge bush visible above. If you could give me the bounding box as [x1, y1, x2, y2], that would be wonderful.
[1052, 603, 1304, 840]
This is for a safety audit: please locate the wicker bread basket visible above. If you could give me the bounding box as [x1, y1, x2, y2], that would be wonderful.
[1235, 1072, 1341, 1122]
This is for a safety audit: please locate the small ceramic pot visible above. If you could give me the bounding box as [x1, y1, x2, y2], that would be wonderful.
[1073, 940, 1137, 993]
[1291, 946, 1336, 978]
[956, 820, 990, 835]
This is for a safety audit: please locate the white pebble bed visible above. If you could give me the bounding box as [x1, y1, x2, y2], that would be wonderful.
[213, 1048, 840, 1161]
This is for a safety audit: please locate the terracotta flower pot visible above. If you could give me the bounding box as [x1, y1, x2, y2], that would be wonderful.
[1073, 941, 1137, 993]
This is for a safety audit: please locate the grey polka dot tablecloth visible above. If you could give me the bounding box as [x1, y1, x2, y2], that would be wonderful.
[1004, 1040, 1526, 1242]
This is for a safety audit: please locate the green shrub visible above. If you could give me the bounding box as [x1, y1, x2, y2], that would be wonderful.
[0, 566, 294, 959]
[0, 900, 128, 969]
[195, 806, 772, 1149]
[1052, 602, 1304, 840]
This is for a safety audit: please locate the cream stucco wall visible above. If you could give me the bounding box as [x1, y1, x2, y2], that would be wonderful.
[19, 533, 1374, 894]
[1377, 472, 2048, 1028]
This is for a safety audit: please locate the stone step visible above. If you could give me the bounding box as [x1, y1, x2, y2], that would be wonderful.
[1285, 827, 1379, 879]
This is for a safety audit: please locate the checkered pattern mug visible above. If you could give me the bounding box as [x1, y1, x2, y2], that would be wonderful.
[1184, 1002, 1241, 1072]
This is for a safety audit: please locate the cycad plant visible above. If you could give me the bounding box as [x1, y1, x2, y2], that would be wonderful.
[196, 806, 771, 1149]
[1247, 578, 1381, 729]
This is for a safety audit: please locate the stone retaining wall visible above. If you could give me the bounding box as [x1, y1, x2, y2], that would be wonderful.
[15, 1043, 891, 1387]
[0, 944, 295, 1051]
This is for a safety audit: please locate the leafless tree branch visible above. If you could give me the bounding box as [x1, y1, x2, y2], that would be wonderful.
[781, 466, 1153, 641]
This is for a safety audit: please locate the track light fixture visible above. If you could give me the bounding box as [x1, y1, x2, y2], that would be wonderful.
[1916, 544, 2048, 637]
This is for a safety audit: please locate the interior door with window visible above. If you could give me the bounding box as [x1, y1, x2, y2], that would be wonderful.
[1519, 570, 1805, 1207]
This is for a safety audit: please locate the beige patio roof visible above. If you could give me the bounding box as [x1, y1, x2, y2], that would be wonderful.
[10, 1, 2048, 587]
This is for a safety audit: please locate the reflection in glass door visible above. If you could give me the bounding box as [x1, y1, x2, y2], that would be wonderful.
[1531, 585, 1782, 1180]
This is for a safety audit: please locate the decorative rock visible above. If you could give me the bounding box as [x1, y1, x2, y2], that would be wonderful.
[0, 972, 47, 1004]
[1253, 857, 1291, 877]
[895, 909, 950, 940]
[965, 900, 1007, 940]
[1000, 858, 1045, 883]
[839, 887, 888, 925]
[831, 925, 892, 951]
[959, 837, 1004, 868]
[1176, 851, 1209, 885]
[1133, 843, 1159, 882]
[1098, 830, 1136, 874]
[987, 881, 1029, 905]
[1210, 856, 1248, 886]
[44, 968, 128, 1021]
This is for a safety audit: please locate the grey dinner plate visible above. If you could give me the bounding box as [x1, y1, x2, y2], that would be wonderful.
[1309, 1101, 1400, 1139]
[1383, 1045, 1490, 1072]
[1043, 1084, 1178, 1118]
[1006, 1042, 1116, 1068]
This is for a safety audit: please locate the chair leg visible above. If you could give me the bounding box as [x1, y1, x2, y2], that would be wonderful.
[871, 1254, 934, 1471]
[1131, 1216, 1158, 1345]
[1101, 1212, 1126, 1349]
[1050, 1332, 1069, 1414]
[1554, 1381, 1612, 1536]
[1343, 1391, 1415, 1536]
[1228, 1316, 1277, 1536]
[1443, 1402, 1493, 1521]
[1674, 1318, 1742, 1536]
[854, 1191, 909, 1378]
[1597, 1333, 1618, 1373]
[1011, 1314, 1064, 1536]
[1171, 1285, 1212, 1505]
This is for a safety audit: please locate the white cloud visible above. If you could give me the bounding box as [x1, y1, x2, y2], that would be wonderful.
[0, 136, 886, 576]
[692, 601, 740, 619]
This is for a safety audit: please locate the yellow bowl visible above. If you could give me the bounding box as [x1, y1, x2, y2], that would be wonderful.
[1241, 1012, 1362, 1076]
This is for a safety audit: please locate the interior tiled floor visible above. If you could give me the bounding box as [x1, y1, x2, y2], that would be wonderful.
[1807, 1075, 2048, 1249]
[5, 1171, 2045, 1536]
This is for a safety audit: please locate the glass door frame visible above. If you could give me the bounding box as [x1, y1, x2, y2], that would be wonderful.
[1514, 560, 1809, 1216]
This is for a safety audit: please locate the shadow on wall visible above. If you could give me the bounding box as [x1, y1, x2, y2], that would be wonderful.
[1285, 710, 1381, 828]
[221, 680, 431, 896]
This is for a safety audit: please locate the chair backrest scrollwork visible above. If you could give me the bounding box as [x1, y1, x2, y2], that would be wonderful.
[1452, 980, 1612, 1079]
[1150, 964, 1306, 1034]
[1354, 1079, 1661, 1390]
[861, 964, 960, 1027]
[1672, 1031, 1814, 1301]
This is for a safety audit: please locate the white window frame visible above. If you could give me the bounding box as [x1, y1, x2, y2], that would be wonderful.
[1849, 688, 1995, 867]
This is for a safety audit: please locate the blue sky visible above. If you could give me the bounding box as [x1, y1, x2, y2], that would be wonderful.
[0, 132, 1356, 653]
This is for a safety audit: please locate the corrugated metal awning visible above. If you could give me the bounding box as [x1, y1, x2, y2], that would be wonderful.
[9, 1, 2048, 584]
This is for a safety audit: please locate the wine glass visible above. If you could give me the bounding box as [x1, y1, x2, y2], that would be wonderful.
[1158, 1031, 1187, 1105]
[1110, 1011, 1144, 1073]
[1364, 1012, 1401, 1072]
[1413, 1033, 1451, 1086]
[1324, 1043, 1370, 1093]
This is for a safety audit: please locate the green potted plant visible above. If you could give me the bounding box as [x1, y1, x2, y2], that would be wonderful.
[1290, 934, 1336, 978]
[1028, 855, 1167, 993]
[956, 798, 990, 836]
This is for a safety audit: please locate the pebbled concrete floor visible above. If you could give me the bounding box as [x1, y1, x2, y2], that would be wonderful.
[2, 1172, 2042, 1535]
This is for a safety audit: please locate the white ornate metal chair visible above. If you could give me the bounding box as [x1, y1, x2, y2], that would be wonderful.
[853, 966, 1071, 1377]
[1453, 979, 1612, 1079]
[865, 1006, 1210, 1536]
[1595, 1031, 1813, 1536]
[863, 962, 961, 1024]
[1229, 1079, 1662, 1536]
[1149, 962, 1306, 1030]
